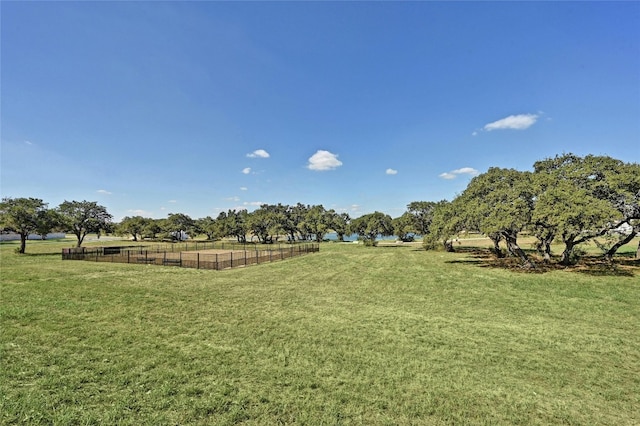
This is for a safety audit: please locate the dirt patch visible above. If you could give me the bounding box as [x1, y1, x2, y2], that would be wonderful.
[189, 248, 247, 255]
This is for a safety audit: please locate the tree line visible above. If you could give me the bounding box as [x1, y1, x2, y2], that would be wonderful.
[0, 197, 433, 253]
[116, 202, 432, 247]
[2, 153, 638, 265]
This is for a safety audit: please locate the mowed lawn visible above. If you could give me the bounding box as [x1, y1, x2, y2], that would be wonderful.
[1, 239, 638, 425]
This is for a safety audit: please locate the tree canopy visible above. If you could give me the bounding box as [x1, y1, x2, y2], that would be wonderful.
[58, 200, 113, 247]
[0, 197, 49, 253]
[425, 153, 639, 265]
[350, 211, 394, 246]
[116, 216, 149, 242]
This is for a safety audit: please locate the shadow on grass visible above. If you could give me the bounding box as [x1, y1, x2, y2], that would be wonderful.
[444, 246, 638, 277]
[573, 257, 638, 277]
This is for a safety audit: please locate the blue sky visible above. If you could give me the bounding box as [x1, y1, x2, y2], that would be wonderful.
[2, 1, 639, 221]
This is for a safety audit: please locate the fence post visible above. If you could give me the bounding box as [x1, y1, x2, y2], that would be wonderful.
[127, 251, 130, 264]
[231, 252, 233, 268]
[197, 253, 200, 269]
[244, 250, 247, 266]
[216, 253, 219, 270]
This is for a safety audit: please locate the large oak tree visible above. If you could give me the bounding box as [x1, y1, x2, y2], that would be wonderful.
[57, 200, 112, 247]
[0, 197, 49, 253]
[533, 154, 640, 264]
[456, 168, 535, 267]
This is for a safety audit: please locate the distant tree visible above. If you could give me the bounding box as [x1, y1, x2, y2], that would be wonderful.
[393, 212, 416, 242]
[303, 205, 332, 242]
[35, 208, 64, 240]
[164, 213, 195, 241]
[287, 203, 309, 241]
[422, 200, 461, 252]
[330, 211, 351, 242]
[142, 219, 163, 240]
[271, 204, 297, 242]
[213, 211, 231, 240]
[117, 216, 149, 241]
[350, 211, 394, 246]
[222, 209, 249, 243]
[248, 208, 271, 243]
[406, 201, 437, 236]
[0, 197, 48, 253]
[248, 205, 285, 244]
[195, 216, 221, 240]
[57, 200, 112, 247]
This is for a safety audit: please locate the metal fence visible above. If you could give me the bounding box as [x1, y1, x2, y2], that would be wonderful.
[62, 242, 320, 270]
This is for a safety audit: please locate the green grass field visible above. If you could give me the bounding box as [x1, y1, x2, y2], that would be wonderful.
[1, 238, 639, 425]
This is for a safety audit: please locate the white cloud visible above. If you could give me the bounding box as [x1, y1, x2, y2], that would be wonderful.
[472, 131, 478, 136]
[439, 167, 479, 180]
[24, 140, 33, 145]
[386, 168, 398, 175]
[127, 209, 153, 217]
[168, 200, 177, 203]
[242, 167, 251, 174]
[225, 196, 240, 202]
[247, 149, 270, 158]
[452, 167, 478, 175]
[240, 187, 248, 191]
[244, 201, 263, 207]
[307, 150, 343, 171]
[97, 189, 112, 195]
[439, 172, 456, 180]
[483, 113, 539, 131]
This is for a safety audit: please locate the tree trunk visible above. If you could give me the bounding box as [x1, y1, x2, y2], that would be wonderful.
[535, 230, 554, 263]
[560, 240, 575, 266]
[19, 233, 27, 254]
[443, 240, 454, 252]
[537, 238, 552, 263]
[604, 228, 637, 260]
[75, 231, 85, 247]
[502, 232, 534, 268]
[489, 234, 504, 258]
